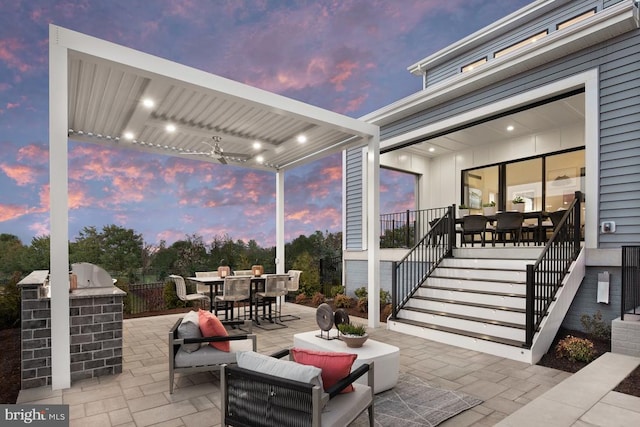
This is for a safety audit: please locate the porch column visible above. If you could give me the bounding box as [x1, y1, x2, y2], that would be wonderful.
[367, 133, 380, 327]
[275, 170, 285, 274]
[49, 26, 71, 390]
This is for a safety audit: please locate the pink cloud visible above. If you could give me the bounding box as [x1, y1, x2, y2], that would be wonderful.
[28, 220, 50, 237]
[0, 39, 33, 73]
[0, 163, 37, 186]
[17, 144, 48, 164]
[0, 203, 29, 222]
[6, 102, 19, 109]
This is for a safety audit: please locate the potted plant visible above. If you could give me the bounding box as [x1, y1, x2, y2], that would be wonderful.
[482, 201, 496, 216]
[338, 322, 368, 348]
[458, 204, 470, 217]
[512, 196, 525, 212]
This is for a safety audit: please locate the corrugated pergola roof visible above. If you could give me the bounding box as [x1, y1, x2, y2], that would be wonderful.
[63, 27, 377, 171]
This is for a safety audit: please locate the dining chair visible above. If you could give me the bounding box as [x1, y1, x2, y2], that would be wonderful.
[460, 215, 488, 247]
[490, 212, 524, 246]
[169, 275, 210, 308]
[279, 270, 303, 321]
[194, 271, 219, 294]
[255, 274, 290, 327]
[216, 276, 251, 320]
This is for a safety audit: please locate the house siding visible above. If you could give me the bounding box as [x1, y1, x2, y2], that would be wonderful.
[345, 147, 363, 250]
[381, 29, 640, 248]
[425, 0, 604, 88]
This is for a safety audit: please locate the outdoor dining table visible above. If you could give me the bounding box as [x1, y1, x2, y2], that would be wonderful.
[456, 210, 550, 245]
[187, 275, 273, 322]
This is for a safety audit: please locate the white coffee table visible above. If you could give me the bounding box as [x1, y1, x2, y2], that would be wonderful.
[293, 330, 400, 393]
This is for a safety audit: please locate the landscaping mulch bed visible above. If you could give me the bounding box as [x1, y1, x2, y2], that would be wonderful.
[537, 327, 640, 398]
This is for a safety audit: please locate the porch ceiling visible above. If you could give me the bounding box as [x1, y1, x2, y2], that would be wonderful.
[405, 92, 584, 157]
[61, 27, 376, 172]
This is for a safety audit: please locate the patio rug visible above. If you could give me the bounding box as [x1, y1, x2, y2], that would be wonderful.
[351, 372, 483, 427]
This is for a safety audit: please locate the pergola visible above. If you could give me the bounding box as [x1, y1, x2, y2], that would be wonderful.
[49, 25, 380, 389]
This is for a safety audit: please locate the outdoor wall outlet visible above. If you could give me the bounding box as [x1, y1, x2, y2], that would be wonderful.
[600, 221, 615, 233]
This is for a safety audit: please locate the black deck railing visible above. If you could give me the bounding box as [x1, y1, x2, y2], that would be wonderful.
[391, 205, 455, 319]
[622, 246, 640, 320]
[525, 191, 583, 347]
[124, 282, 167, 315]
[380, 208, 448, 248]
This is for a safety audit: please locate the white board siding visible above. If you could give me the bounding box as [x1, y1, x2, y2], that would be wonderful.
[345, 147, 363, 250]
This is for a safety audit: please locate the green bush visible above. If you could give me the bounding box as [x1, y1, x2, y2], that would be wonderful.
[555, 335, 595, 363]
[357, 297, 367, 313]
[0, 272, 21, 329]
[580, 310, 611, 340]
[333, 293, 353, 308]
[163, 280, 185, 309]
[354, 286, 367, 299]
[329, 285, 345, 297]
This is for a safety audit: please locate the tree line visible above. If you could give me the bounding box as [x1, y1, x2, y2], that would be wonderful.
[0, 225, 342, 292]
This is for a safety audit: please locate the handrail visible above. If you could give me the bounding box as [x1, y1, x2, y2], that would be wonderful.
[525, 191, 583, 347]
[622, 246, 640, 320]
[391, 205, 455, 319]
[380, 208, 445, 248]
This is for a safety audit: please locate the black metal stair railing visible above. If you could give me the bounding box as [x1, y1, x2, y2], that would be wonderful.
[622, 246, 640, 320]
[391, 205, 455, 319]
[525, 191, 583, 347]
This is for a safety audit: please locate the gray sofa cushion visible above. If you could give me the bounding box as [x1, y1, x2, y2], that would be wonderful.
[177, 311, 202, 353]
[174, 339, 255, 368]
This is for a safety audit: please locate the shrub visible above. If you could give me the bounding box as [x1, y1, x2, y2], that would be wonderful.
[329, 285, 345, 298]
[580, 310, 611, 340]
[555, 335, 595, 363]
[381, 303, 392, 320]
[334, 293, 353, 308]
[295, 293, 308, 304]
[163, 280, 185, 309]
[357, 297, 367, 313]
[311, 292, 325, 307]
[380, 290, 391, 305]
[0, 272, 21, 329]
[354, 286, 367, 299]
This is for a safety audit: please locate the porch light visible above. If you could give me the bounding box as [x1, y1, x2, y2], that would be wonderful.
[297, 134, 307, 143]
[142, 98, 155, 108]
[253, 141, 262, 150]
[123, 132, 134, 140]
[165, 124, 176, 132]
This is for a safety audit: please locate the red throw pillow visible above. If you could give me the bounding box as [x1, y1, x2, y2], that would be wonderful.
[291, 348, 357, 393]
[197, 309, 230, 352]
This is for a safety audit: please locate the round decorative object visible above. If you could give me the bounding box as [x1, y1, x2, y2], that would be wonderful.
[316, 303, 334, 331]
[334, 309, 350, 329]
[340, 334, 369, 348]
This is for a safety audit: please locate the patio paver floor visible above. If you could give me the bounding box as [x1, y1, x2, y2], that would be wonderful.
[17, 304, 640, 426]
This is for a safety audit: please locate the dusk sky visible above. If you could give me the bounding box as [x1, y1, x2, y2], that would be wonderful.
[0, 0, 531, 248]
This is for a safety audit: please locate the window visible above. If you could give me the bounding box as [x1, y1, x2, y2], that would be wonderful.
[461, 57, 487, 73]
[557, 9, 596, 31]
[495, 30, 548, 59]
[462, 149, 585, 213]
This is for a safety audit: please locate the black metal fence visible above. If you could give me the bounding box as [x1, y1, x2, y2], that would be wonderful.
[391, 205, 455, 318]
[622, 246, 640, 320]
[380, 208, 449, 248]
[122, 282, 168, 315]
[525, 191, 582, 347]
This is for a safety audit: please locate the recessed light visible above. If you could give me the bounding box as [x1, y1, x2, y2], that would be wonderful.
[506, 125, 514, 132]
[166, 124, 176, 132]
[297, 135, 307, 143]
[428, 147, 435, 152]
[142, 98, 154, 108]
[253, 141, 262, 150]
[256, 155, 264, 163]
[123, 132, 134, 140]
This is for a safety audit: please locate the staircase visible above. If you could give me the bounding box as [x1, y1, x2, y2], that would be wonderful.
[388, 245, 585, 363]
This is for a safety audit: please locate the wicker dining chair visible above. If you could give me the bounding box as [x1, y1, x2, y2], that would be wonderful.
[216, 276, 251, 320]
[169, 275, 210, 308]
[255, 274, 289, 326]
[490, 211, 524, 246]
[460, 214, 488, 247]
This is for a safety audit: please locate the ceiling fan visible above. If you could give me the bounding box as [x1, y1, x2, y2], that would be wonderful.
[184, 136, 249, 165]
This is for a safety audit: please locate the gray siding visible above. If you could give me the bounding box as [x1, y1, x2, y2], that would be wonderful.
[382, 29, 640, 248]
[562, 266, 622, 332]
[344, 259, 393, 296]
[345, 147, 363, 249]
[425, 1, 602, 88]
